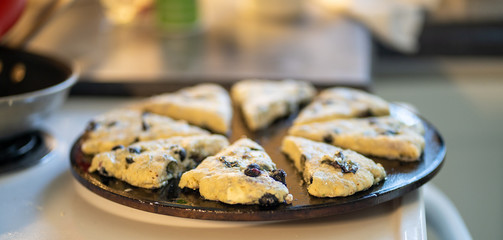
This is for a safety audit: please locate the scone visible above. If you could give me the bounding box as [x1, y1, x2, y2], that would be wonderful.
[294, 87, 390, 125]
[88, 135, 229, 189]
[144, 83, 233, 134]
[179, 138, 293, 207]
[81, 109, 209, 155]
[281, 136, 386, 197]
[231, 79, 316, 131]
[289, 116, 425, 161]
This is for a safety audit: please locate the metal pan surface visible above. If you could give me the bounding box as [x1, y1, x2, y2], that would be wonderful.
[70, 103, 445, 221]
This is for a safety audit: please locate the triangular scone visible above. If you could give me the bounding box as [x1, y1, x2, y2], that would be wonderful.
[231, 79, 316, 131]
[138, 112, 210, 141]
[144, 84, 232, 134]
[294, 87, 390, 125]
[289, 116, 425, 161]
[81, 109, 210, 155]
[179, 138, 293, 207]
[281, 136, 386, 198]
[88, 135, 229, 189]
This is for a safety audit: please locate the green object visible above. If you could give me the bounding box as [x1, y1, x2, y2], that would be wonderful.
[156, 0, 198, 31]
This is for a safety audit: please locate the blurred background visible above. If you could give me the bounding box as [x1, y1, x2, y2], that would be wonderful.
[1, 0, 502, 239]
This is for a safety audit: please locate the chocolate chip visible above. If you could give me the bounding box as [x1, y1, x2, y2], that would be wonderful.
[112, 145, 125, 151]
[126, 157, 135, 164]
[323, 134, 333, 144]
[270, 169, 287, 186]
[258, 193, 279, 209]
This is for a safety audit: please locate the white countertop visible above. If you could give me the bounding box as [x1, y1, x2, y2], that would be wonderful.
[0, 97, 426, 240]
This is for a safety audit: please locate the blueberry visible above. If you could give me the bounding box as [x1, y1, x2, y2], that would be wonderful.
[247, 163, 260, 170]
[191, 153, 205, 163]
[174, 148, 187, 161]
[300, 154, 307, 166]
[128, 146, 143, 154]
[244, 165, 261, 177]
[112, 145, 125, 151]
[368, 118, 378, 125]
[259, 193, 279, 208]
[270, 169, 287, 186]
[323, 134, 333, 144]
[334, 151, 345, 160]
[98, 167, 109, 176]
[358, 109, 373, 117]
[107, 121, 117, 127]
[219, 156, 239, 168]
[321, 99, 334, 105]
[142, 120, 150, 131]
[85, 121, 97, 131]
[126, 157, 134, 164]
[384, 129, 398, 135]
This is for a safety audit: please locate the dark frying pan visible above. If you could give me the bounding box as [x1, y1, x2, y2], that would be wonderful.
[0, 0, 77, 140]
[0, 47, 77, 140]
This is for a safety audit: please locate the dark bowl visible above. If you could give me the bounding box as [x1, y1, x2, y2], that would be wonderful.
[0, 46, 78, 140]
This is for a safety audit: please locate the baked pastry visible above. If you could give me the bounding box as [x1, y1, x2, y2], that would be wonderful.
[231, 79, 316, 131]
[179, 138, 293, 207]
[281, 136, 386, 197]
[144, 83, 233, 134]
[293, 87, 389, 125]
[81, 109, 210, 155]
[289, 116, 425, 161]
[88, 135, 229, 189]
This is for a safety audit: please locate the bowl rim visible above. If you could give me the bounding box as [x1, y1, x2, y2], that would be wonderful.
[0, 48, 79, 103]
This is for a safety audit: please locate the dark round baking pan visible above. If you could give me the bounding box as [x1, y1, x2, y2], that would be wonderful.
[70, 103, 445, 221]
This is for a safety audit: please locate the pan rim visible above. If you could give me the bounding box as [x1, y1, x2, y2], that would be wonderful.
[0, 47, 79, 102]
